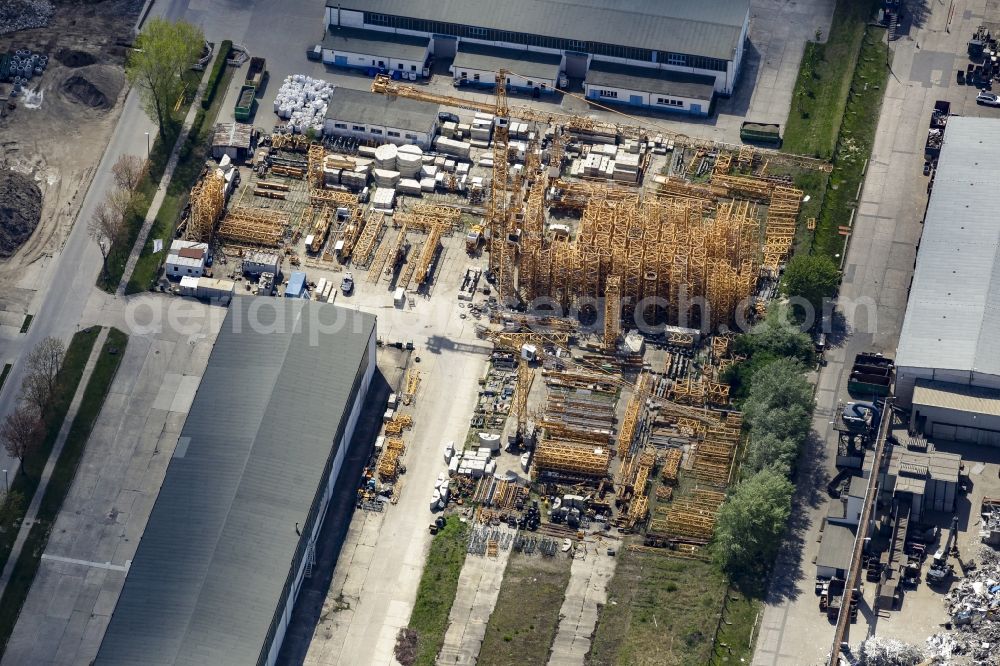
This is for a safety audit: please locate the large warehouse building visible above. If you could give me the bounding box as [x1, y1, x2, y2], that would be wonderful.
[896, 116, 1000, 446]
[95, 299, 377, 666]
[323, 0, 750, 113]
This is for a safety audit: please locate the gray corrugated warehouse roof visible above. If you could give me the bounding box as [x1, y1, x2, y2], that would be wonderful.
[896, 117, 1000, 378]
[325, 86, 439, 133]
[322, 26, 429, 62]
[913, 379, 1000, 417]
[329, 0, 749, 62]
[453, 42, 562, 82]
[96, 298, 376, 666]
[586, 60, 716, 101]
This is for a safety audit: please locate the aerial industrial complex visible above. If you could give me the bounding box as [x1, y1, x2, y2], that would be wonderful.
[3, 1, 1000, 666]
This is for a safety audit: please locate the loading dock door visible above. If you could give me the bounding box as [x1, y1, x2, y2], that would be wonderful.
[434, 35, 458, 58]
[564, 52, 588, 78]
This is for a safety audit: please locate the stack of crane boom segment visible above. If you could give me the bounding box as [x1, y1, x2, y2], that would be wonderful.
[352, 210, 384, 266]
[218, 206, 288, 246]
[486, 70, 515, 304]
[186, 170, 225, 242]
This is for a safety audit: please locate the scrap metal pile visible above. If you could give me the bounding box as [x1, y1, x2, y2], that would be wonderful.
[850, 637, 923, 666]
[925, 549, 1000, 663]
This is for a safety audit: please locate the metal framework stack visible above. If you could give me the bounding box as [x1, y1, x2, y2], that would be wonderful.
[186, 170, 225, 242]
[511, 360, 534, 434]
[414, 223, 443, 285]
[532, 440, 610, 479]
[762, 186, 803, 275]
[520, 191, 761, 329]
[377, 437, 405, 480]
[648, 489, 726, 544]
[309, 188, 357, 207]
[352, 210, 384, 266]
[604, 275, 622, 350]
[217, 207, 289, 246]
[307, 144, 325, 189]
[616, 376, 645, 459]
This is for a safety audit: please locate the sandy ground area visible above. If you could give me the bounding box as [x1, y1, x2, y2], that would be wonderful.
[0, 0, 140, 315]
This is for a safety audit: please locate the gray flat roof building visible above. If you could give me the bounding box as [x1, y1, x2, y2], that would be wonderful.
[585, 60, 717, 101]
[327, 0, 749, 62]
[897, 117, 1000, 388]
[324, 86, 439, 133]
[817, 523, 857, 578]
[96, 298, 377, 666]
[453, 42, 562, 81]
[322, 26, 429, 62]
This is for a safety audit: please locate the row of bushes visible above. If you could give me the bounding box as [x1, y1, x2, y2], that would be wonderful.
[200, 39, 232, 110]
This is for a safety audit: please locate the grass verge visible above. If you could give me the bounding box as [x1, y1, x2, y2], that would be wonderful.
[96, 69, 204, 293]
[126, 64, 236, 294]
[17, 316, 32, 334]
[782, 0, 876, 158]
[812, 27, 889, 258]
[0, 328, 99, 589]
[405, 516, 470, 666]
[478, 552, 572, 666]
[0, 328, 127, 655]
[587, 551, 758, 666]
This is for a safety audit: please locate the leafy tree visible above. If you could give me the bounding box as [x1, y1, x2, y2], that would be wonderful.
[747, 404, 812, 448]
[734, 305, 814, 363]
[742, 431, 799, 478]
[743, 358, 812, 420]
[0, 406, 43, 474]
[780, 253, 840, 323]
[126, 18, 204, 139]
[0, 490, 25, 526]
[714, 468, 793, 577]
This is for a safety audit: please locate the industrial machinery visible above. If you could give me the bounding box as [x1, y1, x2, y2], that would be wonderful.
[927, 516, 959, 583]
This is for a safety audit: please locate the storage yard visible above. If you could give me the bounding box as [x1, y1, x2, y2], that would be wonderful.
[9, 1, 1000, 665]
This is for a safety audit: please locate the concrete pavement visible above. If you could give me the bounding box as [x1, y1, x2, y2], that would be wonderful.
[752, 1, 995, 663]
[548, 539, 620, 666]
[438, 527, 517, 665]
[0, 327, 108, 599]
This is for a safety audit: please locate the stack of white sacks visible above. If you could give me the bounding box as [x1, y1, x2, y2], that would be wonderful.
[273, 75, 334, 135]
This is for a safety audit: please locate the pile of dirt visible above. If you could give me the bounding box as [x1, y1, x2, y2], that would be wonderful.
[0, 170, 42, 258]
[59, 64, 123, 110]
[55, 48, 97, 68]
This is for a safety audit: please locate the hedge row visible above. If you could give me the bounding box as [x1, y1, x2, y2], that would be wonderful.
[201, 39, 232, 109]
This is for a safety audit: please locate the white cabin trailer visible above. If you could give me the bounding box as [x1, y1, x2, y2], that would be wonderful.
[324, 0, 751, 110]
[323, 87, 439, 149]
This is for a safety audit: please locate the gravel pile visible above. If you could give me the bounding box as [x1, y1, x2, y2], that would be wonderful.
[0, 0, 53, 36]
[0, 169, 42, 258]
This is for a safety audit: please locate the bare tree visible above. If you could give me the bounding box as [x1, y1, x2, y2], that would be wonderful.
[18, 372, 50, 415]
[111, 154, 145, 193]
[88, 200, 127, 279]
[0, 406, 43, 474]
[25, 337, 66, 402]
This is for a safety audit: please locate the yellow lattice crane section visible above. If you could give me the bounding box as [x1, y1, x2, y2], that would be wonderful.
[511, 360, 534, 435]
[187, 170, 225, 242]
[604, 275, 622, 351]
[352, 210, 384, 266]
[218, 207, 289, 246]
[307, 143, 325, 189]
[616, 373, 648, 459]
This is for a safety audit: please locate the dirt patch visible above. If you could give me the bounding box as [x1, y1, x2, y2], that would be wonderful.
[0, 170, 42, 258]
[55, 48, 97, 68]
[59, 64, 123, 110]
